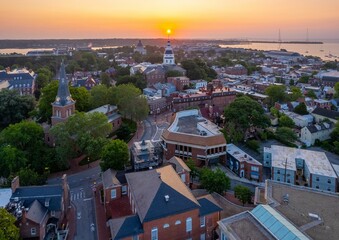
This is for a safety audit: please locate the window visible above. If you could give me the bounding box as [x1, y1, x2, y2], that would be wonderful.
[175, 220, 181, 225]
[122, 185, 127, 195]
[328, 179, 331, 184]
[111, 189, 117, 199]
[327, 188, 331, 191]
[316, 185, 319, 189]
[132, 236, 139, 240]
[277, 170, 280, 174]
[200, 233, 206, 240]
[181, 174, 186, 183]
[31, 228, 36, 236]
[200, 216, 205, 227]
[251, 166, 259, 171]
[151, 227, 158, 240]
[221, 232, 228, 240]
[51, 211, 55, 217]
[316, 177, 319, 181]
[186, 217, 192, 232]
[163, 223, 170, 228]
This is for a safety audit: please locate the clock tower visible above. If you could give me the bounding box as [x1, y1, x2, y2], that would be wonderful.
[51, 61, 75, 126]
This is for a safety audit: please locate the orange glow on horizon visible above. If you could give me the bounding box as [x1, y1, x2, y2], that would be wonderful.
[1, 0, 339, 39]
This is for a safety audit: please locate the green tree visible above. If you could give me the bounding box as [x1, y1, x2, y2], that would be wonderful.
[334, 82, 339, 98]
[275, 127, 297, 143]
[0, 89, 36, 127]
[289, 86, 303, 101]
[234, 185, 252, 206]
[50, 112, 112, 163]
[278, 115, 295, 128]
[112, 84, 149, 121]
[166, 70, 183, 78]
[224, 96, 270, 142]
[0, 145, 27, 178]
[100, 139, 129, 171]
[246, 140, 260, 153]
[70, 86, 91, 112]
[294, 102, 308, 115]
[270, 107, 280, 118]
[36, 67, 54, 89]
[298, 75, 309, 83]
[265, 85, 287, 106]
[17, 168, 46, 186]
[36, 80, 59, 122]
[186, 158, 199, 182]
[89, 85, 113, 109]
[306, 89, 317, 99]
[200, 168, 230, 194]
[0, 208, 20, 240]
[100, 72, 111, 87]
[116, 73, 146, 90]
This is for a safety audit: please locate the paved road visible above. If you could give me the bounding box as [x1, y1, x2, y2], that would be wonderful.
[48, 167, 101, 240]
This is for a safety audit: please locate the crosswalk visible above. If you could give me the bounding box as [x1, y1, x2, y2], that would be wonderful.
[70, 190, 86, 201]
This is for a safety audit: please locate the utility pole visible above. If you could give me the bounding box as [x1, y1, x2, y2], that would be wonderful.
[284, 158, 288, 183]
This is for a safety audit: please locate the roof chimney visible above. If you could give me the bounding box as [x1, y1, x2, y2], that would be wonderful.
[164, 195, 169, 202]
[11, 176, 20, 193]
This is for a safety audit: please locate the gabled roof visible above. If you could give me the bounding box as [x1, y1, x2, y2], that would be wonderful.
[26, 200, 48, 224]
[168, 156, 191, 173]
[306, 122, 334, 133]
[197, 195, 222, 216]
[108, 215, 144, 240]
[11, 185, 63, 211]
[312, 107, 339, 120]
[126, 165, 200, 223]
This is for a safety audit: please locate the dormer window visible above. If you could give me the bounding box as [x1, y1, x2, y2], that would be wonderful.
[45, 198, 50, 207]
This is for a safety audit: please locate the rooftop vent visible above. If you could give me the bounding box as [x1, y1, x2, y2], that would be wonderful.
[164, 195, 170, 202]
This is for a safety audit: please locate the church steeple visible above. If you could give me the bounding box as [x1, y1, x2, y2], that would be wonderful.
[54, 60, 74, 106]
[51, 60, 75, 126]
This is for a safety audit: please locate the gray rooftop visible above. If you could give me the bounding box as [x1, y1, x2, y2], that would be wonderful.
[227, 143, 262, 165]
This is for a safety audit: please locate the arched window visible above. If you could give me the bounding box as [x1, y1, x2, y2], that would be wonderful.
[186, 217, 192, 232]
[175, 220, 181, 225]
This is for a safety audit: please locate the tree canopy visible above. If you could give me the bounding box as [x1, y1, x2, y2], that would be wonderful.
[0, 89, 35, 127]
[200, 168, 230, 194]
[294, 102, 308, 115]
[0, 208, 20, 240]
[234, 185, 252, 206]
[100, 139, 129, 171]
[50, 112, 112, 163]
[265, 85, 287, 107]
[181, 58, 217, 80]
[334, 82, 339, 98]
[278, 115, 295, 128]
[224, 96, 270, 142]
[112, 84, 149, 121]
[275, 127, 298, 143]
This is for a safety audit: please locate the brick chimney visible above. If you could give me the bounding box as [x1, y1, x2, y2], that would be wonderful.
[11, 176, 20, 193]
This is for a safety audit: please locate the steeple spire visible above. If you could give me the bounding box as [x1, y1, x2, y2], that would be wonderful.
[54, 60, 74, 106]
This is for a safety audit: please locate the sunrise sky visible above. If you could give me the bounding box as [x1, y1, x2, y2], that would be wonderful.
[2, 0, 339, 40]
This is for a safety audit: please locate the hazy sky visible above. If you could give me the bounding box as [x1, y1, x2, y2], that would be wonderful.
[2, 0, 339, 40]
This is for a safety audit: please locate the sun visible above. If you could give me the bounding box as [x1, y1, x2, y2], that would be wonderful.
[166, 29, 171, 35]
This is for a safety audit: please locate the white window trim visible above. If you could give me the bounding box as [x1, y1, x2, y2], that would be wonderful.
[186, 217, 192, 232]
[111, 189, 117, 199]
[31, 228, 36, 235]
[200, 216, 205, 227]
[151, 227, 158, 240]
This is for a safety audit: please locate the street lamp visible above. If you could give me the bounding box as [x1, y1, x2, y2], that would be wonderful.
[87, 157, 90, 168]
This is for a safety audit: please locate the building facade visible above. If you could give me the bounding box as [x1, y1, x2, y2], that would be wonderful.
[106, 165, 222, 240]
[0, 68, 36, 95]
[226, 144, 263, 182]
[161, 109, 227, 166]
[264, 145, 338, 192]
[300, 122, 334, 147]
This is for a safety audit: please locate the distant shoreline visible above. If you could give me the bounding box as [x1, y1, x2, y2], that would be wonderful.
[250, 41, 323, 44]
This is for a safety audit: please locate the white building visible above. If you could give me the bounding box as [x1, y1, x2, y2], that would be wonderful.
[264, 145, 338, 192]
[300, 122, 335, 147]
[163, 40, 175, 65]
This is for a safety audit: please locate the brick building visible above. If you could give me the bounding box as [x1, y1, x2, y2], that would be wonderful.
[161, 109, 227, 166]
[167, 76, 190, 91]
[171, 87, 236, 113]
[105, 165, 222, 240]
[226, 144, 263, 182]
[6, 175, 70, 240]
